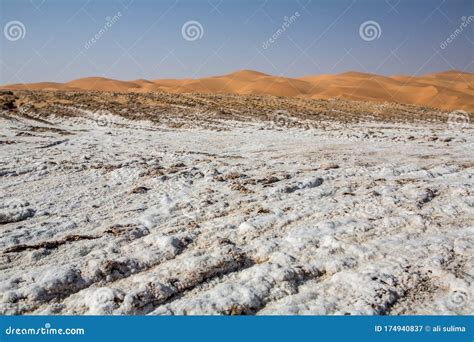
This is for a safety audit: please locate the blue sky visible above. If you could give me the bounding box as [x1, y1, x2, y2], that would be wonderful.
[0, 0, 473, 83]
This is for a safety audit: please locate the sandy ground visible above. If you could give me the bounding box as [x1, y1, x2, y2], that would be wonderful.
[0, 97, 473, 315]
[2, 70, 473, 111]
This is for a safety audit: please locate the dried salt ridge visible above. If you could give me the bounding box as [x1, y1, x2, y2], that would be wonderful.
[0, 94, 473, 315]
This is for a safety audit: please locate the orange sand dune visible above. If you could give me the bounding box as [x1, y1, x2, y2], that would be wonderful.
[2, 70, 473, 111]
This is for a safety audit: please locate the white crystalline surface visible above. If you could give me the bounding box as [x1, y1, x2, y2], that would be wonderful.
[0, 113, 473, 315]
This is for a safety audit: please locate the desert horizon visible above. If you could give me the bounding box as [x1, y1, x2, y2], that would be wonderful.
[2, 69, 473, 111]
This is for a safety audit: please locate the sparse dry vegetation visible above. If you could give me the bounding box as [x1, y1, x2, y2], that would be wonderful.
[2, 90, 468, 128]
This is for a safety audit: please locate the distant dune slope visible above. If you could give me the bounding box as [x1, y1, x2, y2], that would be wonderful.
[2, 70, 473, 111]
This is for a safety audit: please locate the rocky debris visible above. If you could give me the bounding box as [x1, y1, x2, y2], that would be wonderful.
[417, 188, 439, 208]
[130, 186, 150, 194]
[281, 177, 324, 193]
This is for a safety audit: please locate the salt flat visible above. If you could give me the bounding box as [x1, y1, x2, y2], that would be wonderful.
[0, 105, 473, 315]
